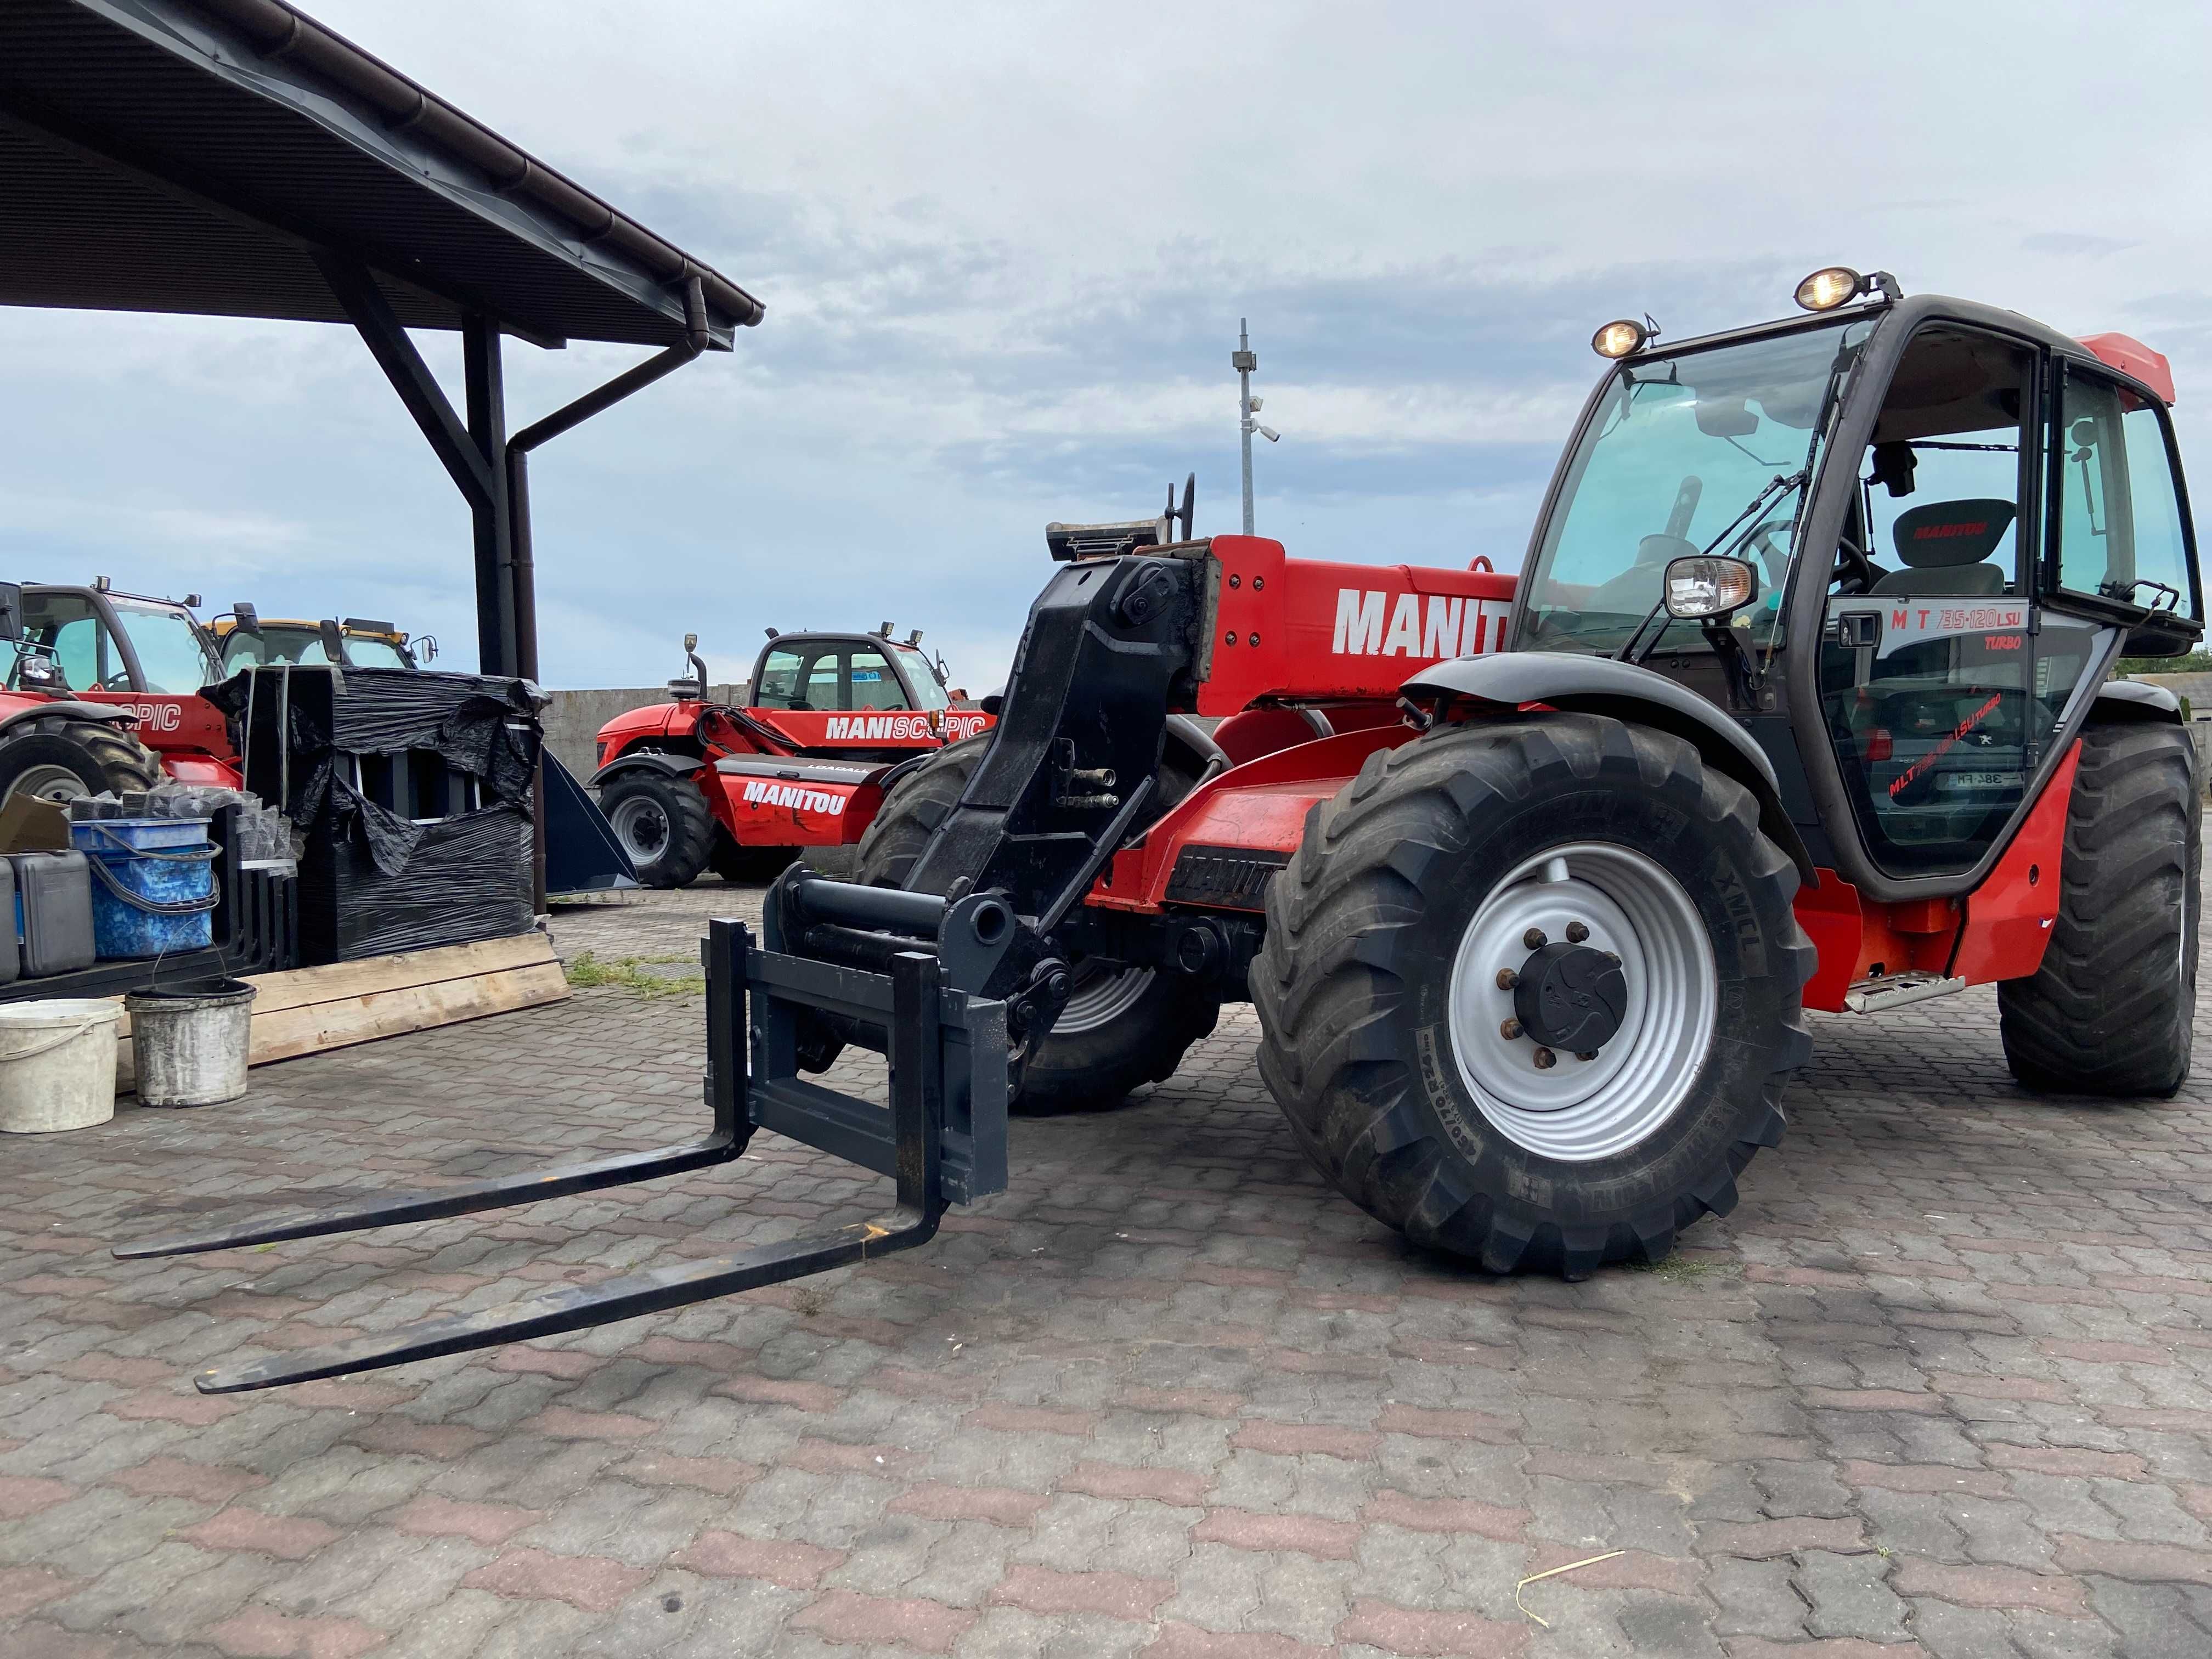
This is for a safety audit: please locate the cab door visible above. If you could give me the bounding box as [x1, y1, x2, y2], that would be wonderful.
[1817, 324, 2050, 879]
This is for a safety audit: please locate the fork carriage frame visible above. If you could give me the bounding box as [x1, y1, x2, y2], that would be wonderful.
[125, 911, 1007, 1394]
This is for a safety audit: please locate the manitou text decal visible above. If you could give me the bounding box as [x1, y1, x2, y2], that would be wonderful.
[822, 714, 932, 740]
[741, 780, 848, 815]
[120, 702, 183, 732]
[944, 713, 991, 740]
[1331, 590, 1512, 658]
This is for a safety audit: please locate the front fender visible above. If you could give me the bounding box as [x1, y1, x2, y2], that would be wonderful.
[0, 697, 137, 733]
[2092, 680, 2183, 722]
[1402, 653, 1816, 884]
[588, 750, 704, 788]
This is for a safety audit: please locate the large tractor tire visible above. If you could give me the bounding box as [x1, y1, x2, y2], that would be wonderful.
[1254, 714, 1815, 1277]
[1998, 719, 2200, 1097]
[855, 733, 1220, 1110]
[0, 714, 162, 804]
[601, 770, 716, 889]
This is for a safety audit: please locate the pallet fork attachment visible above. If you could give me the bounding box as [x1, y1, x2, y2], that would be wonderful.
[121, 545, 1213, 1391]
[119, 913, 1009, 1393]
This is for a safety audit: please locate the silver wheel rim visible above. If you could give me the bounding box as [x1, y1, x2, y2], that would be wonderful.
[1052, 960, 1154, 1035]
[609, 795, 670, 864]
[7, 763, 92, 804]
[1444, 842, 1716, 1162]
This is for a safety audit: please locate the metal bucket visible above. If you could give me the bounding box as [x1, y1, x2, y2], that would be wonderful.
[0, 999, 122, 1132]
[125, 978, 255, 1107]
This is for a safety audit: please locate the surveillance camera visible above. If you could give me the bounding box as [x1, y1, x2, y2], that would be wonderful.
[1248, 396, 1263, 413]
[1256, 425, 1280, 443]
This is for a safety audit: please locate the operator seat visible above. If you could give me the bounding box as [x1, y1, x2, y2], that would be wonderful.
[1869, 498, 2015, 596]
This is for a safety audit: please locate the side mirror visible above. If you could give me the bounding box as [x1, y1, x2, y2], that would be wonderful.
[415, 634, 438, 662]
[684, 632, 699, 652]
[231, 601, 262, 637]
[318, 619, 348, 665]
[1662, 556, 1758, 620]
[0, 582, 21, 644]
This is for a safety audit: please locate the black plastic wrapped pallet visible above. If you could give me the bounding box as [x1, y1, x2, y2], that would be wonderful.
[297, 802, 534, 962]
[208, 665, 546, 964]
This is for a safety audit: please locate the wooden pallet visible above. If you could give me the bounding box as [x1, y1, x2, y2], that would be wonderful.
[114, 931, 569, 1091]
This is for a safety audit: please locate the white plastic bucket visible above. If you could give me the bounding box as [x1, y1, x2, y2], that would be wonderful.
[126, 979, 257, 1108]
[0, 1000, 122, 1133]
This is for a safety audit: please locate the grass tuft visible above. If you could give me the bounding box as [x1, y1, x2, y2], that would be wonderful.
[1628, 1255, 1732, 1284]
[564, 950, 706, 998]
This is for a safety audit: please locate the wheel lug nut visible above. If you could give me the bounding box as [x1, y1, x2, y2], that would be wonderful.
[1523, 928, 1547, 949]
[1500, 1018, 1523, 1041]
[1575, 1050, 1598, 1062]
[1532, 1047, 1557, 1069]
[1495, 968, 1518, 990]
[1565, 921, 1589, 943]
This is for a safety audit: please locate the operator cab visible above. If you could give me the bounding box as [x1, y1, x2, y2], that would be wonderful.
[750, 630, 951, 715]
[1514, 269, 2200, 898]
[12, 583, 221, 693]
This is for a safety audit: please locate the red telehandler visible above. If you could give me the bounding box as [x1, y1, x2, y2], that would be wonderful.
[129, 272, 2204, 1393]
[590, 626, 994, 885]
[0, 580, 241, 803]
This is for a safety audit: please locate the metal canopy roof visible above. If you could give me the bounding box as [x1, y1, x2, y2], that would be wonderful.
[0, 0, 764, 348]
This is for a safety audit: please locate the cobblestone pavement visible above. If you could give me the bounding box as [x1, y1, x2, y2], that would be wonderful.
[4, 879, 2210, 1658]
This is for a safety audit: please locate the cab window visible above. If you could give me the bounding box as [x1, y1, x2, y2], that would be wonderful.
[893, 646, 950, 709]
[847, 648, 911, 711]
[2049, 368, 2198, 627]
[756, 643, 856, 711]
[111, 600, 216, 691]
[19, 591, 121, 691]
[756, 645, 822, 708]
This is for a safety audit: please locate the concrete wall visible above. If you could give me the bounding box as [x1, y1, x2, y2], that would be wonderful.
[540, 685, 743, 782]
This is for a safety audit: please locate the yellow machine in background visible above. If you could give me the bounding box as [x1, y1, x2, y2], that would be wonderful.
[211, 605, 436, 672]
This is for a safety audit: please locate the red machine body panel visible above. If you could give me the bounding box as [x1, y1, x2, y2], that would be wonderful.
[1096, 726, 1417, 912]
[701, 765, 888, 848]
[1196, 537, 1516, 715]
[80, 690, 236, 767]
[751, 708, 992, 751]
[1793, 742, 2075, 1011]
[2078, 333, 2175, 405]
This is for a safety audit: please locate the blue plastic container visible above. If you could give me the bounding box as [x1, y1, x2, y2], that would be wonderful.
[69, 817, 218, 960]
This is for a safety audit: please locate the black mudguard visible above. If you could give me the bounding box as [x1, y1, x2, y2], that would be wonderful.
[1401, 652, 1818, 884]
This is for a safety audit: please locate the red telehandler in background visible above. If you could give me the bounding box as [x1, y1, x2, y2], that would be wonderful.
[129, 272, 2207, 1395]
[0, 580, 240, 803]
[590, 624, 995, 885]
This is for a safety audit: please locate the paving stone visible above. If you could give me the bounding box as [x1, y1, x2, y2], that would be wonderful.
[3, 882, 2209, 1657]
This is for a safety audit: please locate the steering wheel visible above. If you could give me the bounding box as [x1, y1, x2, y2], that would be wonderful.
[1743, 518, 1881, 596]
[1831, 531, 1881, 595]
[98, 669, 134, 691]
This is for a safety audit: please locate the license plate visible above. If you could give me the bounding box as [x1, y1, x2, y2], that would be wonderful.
[1938, 770, 2022, 792]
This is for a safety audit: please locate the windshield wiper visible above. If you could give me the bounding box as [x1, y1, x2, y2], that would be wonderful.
[1612, 469, 1807, 665]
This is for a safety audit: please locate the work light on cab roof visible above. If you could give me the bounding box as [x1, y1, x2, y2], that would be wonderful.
[1590, 318, 1651, 359]
[1793, 264, 1903, 312]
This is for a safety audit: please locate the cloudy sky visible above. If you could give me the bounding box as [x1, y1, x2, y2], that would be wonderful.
[4, 1, 2207, 690]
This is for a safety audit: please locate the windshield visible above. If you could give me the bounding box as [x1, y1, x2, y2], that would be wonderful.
[110, 600, 217, 691]
[1523, 317, 1875, 658]
[342, 636, 413, 669]
[893, 645, 950, 709]
[223, 625, 409, 670]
